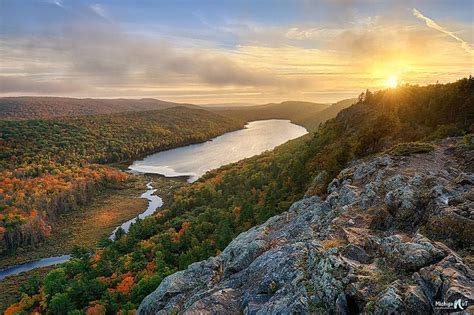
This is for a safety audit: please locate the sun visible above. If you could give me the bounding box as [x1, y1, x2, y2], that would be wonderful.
[386, 75, 398, 88]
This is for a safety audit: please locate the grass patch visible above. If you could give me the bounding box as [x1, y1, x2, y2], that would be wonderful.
[320, 238, 347, 250]
[387, 142, 435, 156]
[462, 134, 474, 150]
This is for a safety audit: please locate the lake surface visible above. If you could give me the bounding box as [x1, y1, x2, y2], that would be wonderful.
[129, 120, 308, 182]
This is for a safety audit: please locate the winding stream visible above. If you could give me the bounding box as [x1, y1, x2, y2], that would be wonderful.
[0, 255, 71, 281]
[110, 182, 163, 240]
[0, 119, 307, 280]
[0, 183, 161, 281]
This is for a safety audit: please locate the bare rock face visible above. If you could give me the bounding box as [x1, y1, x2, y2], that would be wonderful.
[138, 139, 474, 314]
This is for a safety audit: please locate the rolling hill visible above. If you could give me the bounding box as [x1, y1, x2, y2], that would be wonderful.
[0, 97, 355, 130]
[212, 99, 356, 131]
[0, 97, 196, 120]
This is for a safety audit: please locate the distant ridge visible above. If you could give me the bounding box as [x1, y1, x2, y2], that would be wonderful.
[0, 96, 197, 120]
[213, 98, 357, 130]
[298, 98, 357, 130]
[0, 96, 356, 128]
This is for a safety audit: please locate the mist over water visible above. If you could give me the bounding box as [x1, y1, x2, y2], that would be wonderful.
[129, 120, 308, 182]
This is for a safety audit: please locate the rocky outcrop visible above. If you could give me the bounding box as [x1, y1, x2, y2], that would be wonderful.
[139, 138, 474, 314]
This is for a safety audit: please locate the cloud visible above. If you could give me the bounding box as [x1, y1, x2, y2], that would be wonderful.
[89, 4, 108, 20]
[0, 2, 471, 103]
[0, 21, 308, 95]
[45, 0, 64, 9]
[0, 76, 87, 94]
[413, 8, 474, 55]
[285, 27, 339, 40]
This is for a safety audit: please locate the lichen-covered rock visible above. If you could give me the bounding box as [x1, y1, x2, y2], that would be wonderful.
[138, 139, 474, 314]
[336, 184, 360, 207]
[417, 254, 474, 310]
[384, 186, 416, 213]
[138, 257, 223, 314]
[376, 234, 446, 271]
[374, 286, 405, 314]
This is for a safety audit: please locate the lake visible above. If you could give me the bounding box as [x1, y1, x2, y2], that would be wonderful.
[129, 119, 308, 182]
[0, 119, 307, 280]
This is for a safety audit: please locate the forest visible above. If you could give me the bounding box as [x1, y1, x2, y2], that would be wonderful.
[0, 97, 196, 120]
[5, 77, 473, 314]
[0, 107, 243, 253]
[213, 98, 356, 131]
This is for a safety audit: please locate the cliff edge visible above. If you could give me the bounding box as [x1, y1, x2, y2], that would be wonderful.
[139, 137, 474, 314]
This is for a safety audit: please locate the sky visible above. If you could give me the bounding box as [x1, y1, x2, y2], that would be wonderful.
[0, 0, 473, 104]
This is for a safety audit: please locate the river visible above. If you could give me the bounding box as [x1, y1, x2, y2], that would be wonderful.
[0, 183, 161, 281]
[110, 182, 163, 240]
[0, 119, 307, 280]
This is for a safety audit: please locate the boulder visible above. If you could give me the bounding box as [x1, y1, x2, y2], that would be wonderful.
[378, 234, 446, 271]
[374, 286, 404, 314]
[341, 244, 371, 264]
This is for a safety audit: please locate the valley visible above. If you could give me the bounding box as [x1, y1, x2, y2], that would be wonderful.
[1, 78, 473, 314]
[2, 1, 473, 313]
[0, 112, 313, 313]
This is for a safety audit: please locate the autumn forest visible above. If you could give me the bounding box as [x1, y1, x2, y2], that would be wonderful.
[1, 77, 472, 313]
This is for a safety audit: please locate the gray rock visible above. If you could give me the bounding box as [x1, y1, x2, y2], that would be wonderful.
[353, 155, 392, 181]
[138, 257, 222, 315]
[185, 288, 240, 314]
[337, 184, 360, 207]
[138, 139, 473, 314]
[384, 174, 407, 191]
[374, 286, 404, 314]
[384, 186, 416, 214]
[360, 182, 378, 209]
[455, 173, 474, 185]
[327, 178, 340, 193]
[378, 234, 446, 271]
[289, 195, 323, 213]
[341, 244, 371, 264]
[221, 226, 268, 275]
[464, 188, 474, 201]
[430, 185, 451, 206]
[409, 174, 424, 187]
[404, 286, 432, 314]
[417, 255, 474, 310]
